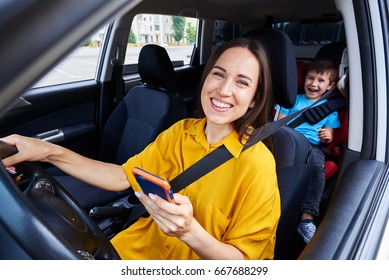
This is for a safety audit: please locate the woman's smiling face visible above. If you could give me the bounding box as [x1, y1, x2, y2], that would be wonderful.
[200, 46, 260, 131]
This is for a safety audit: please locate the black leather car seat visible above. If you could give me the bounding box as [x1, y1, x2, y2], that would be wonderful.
[54, 44, 188, 209]
[315, 42, 347, 64]
[98, 44, 187, 165]
[244, 28, 315, 259]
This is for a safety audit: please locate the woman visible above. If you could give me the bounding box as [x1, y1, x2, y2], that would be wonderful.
[1, 37, 280, 259]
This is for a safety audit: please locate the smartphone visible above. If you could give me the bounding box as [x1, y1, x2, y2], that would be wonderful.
[132, 167, 175, 203]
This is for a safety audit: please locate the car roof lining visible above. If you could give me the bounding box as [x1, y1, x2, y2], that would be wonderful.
[129, 0, 341, 26]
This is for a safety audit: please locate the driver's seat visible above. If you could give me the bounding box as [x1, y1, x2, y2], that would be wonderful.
[53, 44, 187, 209]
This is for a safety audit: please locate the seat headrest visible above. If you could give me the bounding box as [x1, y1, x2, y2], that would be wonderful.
[138, 44, 178, 91]
[315, 42, 347, 65]
[244, 28, 297, 108]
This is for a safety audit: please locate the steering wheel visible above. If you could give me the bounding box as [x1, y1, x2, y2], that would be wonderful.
[0, 140, 121, 260]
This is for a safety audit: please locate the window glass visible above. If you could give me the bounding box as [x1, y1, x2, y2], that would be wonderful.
[32, 25, 107, 88]
[212, 20, 243, 51]
[124, 14, 198, 73]
[273, 21, 345, 59]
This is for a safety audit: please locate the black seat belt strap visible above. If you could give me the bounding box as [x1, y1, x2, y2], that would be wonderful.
[287, 88, 345, 129]
[111, 45, 125, 104]
[169, 145, 233, 191]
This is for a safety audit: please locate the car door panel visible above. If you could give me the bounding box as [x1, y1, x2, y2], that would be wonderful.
[299, 159, 385, 259]
[0, 81, 99, 158]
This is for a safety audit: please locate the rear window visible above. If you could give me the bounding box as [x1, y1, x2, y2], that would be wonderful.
[273, 21, 345, 59]
[212, 20, 243, 51]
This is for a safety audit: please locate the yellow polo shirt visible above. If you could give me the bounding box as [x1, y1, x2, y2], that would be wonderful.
[111, 118, 280, 259]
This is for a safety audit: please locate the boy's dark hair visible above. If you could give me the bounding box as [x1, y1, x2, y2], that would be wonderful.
[307, 59, 339, 83]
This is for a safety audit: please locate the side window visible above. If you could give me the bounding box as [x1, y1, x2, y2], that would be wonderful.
[273, 21, 345, 59]
[124, 14, 198, 74]
[32, 25, 107, 88]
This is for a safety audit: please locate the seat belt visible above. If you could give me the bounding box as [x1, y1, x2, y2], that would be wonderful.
[111, 45, 125, 104]
[287, 87, 346, 129]
[123, 86, 338, 228]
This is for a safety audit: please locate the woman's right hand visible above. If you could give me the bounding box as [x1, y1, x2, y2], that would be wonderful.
[0, 134, 55, 168]
[1, 134, 131, 192]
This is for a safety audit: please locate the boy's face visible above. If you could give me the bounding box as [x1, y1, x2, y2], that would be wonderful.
[304, 70, 335, 100]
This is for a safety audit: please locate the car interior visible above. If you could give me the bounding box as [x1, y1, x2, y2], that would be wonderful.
[1, 0, 389, 260]
[50, 44, 188, 210]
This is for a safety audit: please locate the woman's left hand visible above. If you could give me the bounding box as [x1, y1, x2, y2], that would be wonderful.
[135, 192, 194, 238]
[135, 191, 245, 259]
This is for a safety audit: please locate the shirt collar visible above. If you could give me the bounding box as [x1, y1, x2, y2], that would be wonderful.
[185, 118, 245, 158]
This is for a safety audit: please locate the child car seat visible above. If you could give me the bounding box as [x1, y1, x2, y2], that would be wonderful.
[295, 43, 348, 182]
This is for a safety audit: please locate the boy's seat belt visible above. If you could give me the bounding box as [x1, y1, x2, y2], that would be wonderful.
[287, 88, 346, 129]
[123, 86, 338, 228]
